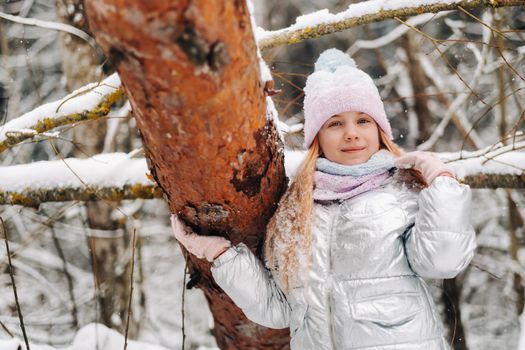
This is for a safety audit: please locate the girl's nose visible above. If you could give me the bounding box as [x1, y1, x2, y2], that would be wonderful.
[344, 124, 359, 139]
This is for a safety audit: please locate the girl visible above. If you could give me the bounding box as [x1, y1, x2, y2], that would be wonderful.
[170, 49, 477, 350]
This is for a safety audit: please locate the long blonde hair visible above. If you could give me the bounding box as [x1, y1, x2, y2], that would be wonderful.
[264, 129, 402, 292]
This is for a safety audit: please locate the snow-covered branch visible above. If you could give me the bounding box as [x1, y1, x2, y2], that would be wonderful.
[0, 153, 160, 206]
[442, 140, 525, 188]
[0, 73, 123, 153]
[257, 0, 525, 50]
[0, 148, 524, 207]
[462, 173, 524, 188]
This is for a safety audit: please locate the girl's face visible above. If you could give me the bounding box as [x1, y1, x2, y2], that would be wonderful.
[318, 111, 380, 165]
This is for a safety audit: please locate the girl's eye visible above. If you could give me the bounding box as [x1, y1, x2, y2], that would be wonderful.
[357, 118, 371, 124]
[328, 121, 342, 127]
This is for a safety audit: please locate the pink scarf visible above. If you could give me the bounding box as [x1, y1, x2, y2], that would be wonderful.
[313, 171, 390, 201]
[313, 151, 395, 201]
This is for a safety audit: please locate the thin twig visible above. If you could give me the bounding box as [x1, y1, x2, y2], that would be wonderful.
[470, 262, 503, 279]
[1, 216, 30, 350]
[124, 228, 137, 350]
[394, 16, 486, 105]
[49, 224, 79, 329]
[460, 87, 525, 152]
[79, 208, 101, 350]
[457, 6, 510, 40]
[54, 83, 120, 114]
[0, 319, 14, 337]
[181, 252, 188, 350]
[136, 232, 147, 334]
[0, 203, 77, 269]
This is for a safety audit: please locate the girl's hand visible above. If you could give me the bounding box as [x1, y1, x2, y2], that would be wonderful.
[395, 151, 455, 185]
[170, 214, 231, 262]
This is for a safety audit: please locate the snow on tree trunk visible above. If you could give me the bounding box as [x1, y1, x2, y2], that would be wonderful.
[84, 1, 289, 348]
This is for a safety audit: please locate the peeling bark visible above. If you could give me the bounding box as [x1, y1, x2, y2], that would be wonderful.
[84, 1, 288, 348]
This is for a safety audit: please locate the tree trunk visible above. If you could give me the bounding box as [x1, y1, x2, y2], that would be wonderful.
[84, 1, 289, 348]
[402, 31, 432, 145]
[56, 0, 137, 337]
[442, 278, 468, 350]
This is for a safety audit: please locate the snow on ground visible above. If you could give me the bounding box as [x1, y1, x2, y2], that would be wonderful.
[0, 200, 218, 349]
[519, 312, 525, 350]
[0, 323, 218, 350]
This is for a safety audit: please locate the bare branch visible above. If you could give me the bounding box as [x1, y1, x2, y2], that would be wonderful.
[0, 11, 96, 48]
[257, 0, 525, 50]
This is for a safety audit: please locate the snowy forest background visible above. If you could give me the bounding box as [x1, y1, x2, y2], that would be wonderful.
[0, 0, 524, 349]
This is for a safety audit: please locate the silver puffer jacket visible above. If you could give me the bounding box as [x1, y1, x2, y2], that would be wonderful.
[211, 176, 477, 349]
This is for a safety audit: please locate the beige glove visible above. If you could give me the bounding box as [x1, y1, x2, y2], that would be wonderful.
[395, 151, 455, 185]
[170, 214, 231, 262]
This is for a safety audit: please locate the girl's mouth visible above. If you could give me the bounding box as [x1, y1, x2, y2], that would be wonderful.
[341, 147, 365, 153]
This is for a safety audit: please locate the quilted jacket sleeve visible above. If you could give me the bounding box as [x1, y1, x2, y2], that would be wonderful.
[403, 176, 477, 279]
[211, 243, 291, 329]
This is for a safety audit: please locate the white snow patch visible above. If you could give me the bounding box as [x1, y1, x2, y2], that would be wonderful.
[0, 323, 172, 350]
[284, 149, 306, 180]
[440, 142, 525, 179]
[0, 338, 56, 350]
[519, 311, 525, 350]
[246, 0, 273, 83]
[0, 152, 152, 192]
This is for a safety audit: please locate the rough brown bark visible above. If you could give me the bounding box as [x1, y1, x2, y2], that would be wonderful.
[84, 1, 289, 348]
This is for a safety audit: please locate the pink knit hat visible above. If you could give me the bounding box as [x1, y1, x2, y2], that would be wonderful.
[303, 48, 392, 148]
